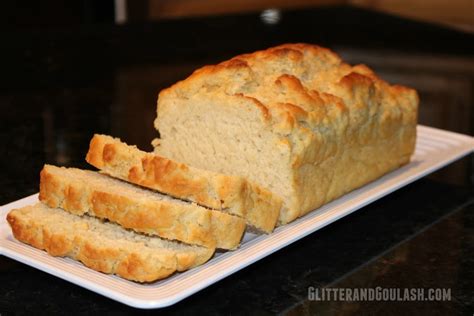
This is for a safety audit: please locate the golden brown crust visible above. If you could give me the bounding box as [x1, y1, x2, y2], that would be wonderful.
[7, 204, 213, 282]
[85, 135, 108, 168]
[40, 164, 245, 249]
[128, 154, 217, 208]
[86, 134, 282, 233]
[159, 43, 417, 133]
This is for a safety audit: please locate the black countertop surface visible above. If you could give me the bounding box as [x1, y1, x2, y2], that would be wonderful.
[0, 6, 473, 315]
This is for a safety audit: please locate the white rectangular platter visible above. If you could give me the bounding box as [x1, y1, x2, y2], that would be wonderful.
[1, 125, 473, 309]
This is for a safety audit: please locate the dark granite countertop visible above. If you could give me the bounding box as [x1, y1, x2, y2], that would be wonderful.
[0, 6, 473, 315]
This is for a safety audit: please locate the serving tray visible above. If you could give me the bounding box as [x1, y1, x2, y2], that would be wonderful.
[1, 125, 473, 309]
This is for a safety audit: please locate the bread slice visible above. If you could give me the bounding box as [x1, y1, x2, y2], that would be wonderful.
[85, 134, 282, 233]
[153, 43, 418, 224]
[39, 164, 245, 249]
[7, 203, 214, 282]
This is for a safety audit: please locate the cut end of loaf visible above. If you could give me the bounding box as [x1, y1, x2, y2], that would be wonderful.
[85, 133, 282, 233]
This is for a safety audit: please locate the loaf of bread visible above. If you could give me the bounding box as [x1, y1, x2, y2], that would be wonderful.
[86, 134, 282, 232]
[6, 43, 419, 284]
[7, 203, 214, 282]
[39, 164, 245, 249]
[153, 43, 419, 224]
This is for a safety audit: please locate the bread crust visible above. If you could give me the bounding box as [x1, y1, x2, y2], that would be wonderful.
[39, 164, 245, 249]
[7, 204, 214, 282]
[154, 43, 419, 224]
[86, 134, 282, 233]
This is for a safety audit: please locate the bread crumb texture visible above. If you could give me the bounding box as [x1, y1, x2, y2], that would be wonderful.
[39, 164, 246, 249]
[7, 203, 214, 282]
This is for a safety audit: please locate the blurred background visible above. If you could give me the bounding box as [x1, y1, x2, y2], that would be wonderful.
[2, 0, 473, 31]
[0, 1, 473, 203]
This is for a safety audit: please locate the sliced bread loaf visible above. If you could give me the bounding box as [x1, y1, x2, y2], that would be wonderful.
[39, 164, 245, 249]
[85, 134, 282, 233]
[7, 203, 214, 282]
[153, 43, 418, 224]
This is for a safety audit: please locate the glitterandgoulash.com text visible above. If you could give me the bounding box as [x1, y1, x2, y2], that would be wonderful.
[308, 287, 451, 302]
